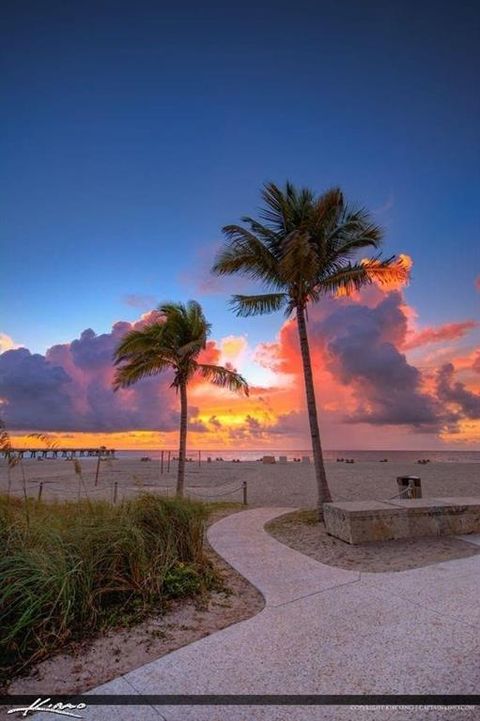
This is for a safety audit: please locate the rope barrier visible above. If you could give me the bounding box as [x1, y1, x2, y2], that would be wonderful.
[334, 484, 415, 504]
[200, 478, 247, 490]
[187, 484, 244, 499]
[385, 485, 413, 500]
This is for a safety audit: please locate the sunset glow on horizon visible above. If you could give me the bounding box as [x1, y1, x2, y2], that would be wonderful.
[3, 257, 480, 451]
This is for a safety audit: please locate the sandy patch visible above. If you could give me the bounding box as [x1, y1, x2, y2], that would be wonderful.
[266, 510, 480, 572]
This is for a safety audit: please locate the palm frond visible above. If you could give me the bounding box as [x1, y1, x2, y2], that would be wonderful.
[212, 182, 407, 317]
[259, 182, 292, 233]
[318, 255, 410, 297]
[177, 338, 207, 358]
[213, 226, 283, 289]
[260, 182, 315, 233]
[279, 231, 320, 285]
[230, 293, 288, 317]
[326, 205, 383, 258]
[112, 300, 249, 401]
[157, 301, 210, 349]
[310, 187, 343, 233]
[240, 217, 282, 254]
[197, 364, 249, 396]
[360, 254, 411, 287]
[113, 355, 172, 390]
[113, 325, 166, 364]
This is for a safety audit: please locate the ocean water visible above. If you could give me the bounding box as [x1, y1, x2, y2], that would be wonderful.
[115, 449, 480, 463]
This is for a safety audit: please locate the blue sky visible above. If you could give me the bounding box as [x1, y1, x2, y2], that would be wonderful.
[2, 0, 479, 354]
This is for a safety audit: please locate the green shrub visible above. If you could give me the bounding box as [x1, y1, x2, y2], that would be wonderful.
[163, 562, 202, 598]
[0, 493, 213, 682]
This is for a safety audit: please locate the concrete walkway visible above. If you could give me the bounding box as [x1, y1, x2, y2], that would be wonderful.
[35, 509, 480, 721]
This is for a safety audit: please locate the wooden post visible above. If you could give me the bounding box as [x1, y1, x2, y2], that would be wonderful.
[94, 456, 101, 486]
[167, 450, 171, 473]
[113, 481, 118, 505]
[160, 450, 164, 475]
[38, 482, 43, 501]
[242, 480, 247, 506]
[198, 450, 201, 467]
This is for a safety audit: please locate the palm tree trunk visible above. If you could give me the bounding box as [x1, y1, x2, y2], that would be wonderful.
[296, 305, 332, 519]
[177, 381, 188, 497]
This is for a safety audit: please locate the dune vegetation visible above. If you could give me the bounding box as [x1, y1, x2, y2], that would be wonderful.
[0, 493, 217, 682]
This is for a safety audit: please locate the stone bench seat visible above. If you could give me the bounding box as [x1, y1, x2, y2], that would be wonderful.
[324, 497, 480, 544]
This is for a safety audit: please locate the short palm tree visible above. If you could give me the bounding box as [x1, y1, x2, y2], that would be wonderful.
[212, 182, 409, 519]
[113, 301, 249, 497]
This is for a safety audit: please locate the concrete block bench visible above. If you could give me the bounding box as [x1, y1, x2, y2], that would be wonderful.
[324, 497, 480, 544]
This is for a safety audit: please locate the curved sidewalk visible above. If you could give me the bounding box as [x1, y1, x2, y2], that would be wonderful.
[39, 508, 480, 720]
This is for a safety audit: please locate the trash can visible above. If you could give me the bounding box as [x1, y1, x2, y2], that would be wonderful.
[397, 476, 422, 499]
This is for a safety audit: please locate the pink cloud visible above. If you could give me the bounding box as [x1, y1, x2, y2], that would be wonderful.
[253, 290, 473, 434]
[403, 321, 477, 350]
[0, 318, 182, 432]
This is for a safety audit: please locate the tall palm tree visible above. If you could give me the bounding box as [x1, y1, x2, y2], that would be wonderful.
[113, 301, 249, 497]
[212, 182, 409, 519]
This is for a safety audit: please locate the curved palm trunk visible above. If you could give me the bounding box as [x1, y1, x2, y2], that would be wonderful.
[296, 305, 332, 519]
[177, 381, 188, 497]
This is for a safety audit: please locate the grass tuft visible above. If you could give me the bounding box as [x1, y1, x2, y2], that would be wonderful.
[0, 493, 214, 682]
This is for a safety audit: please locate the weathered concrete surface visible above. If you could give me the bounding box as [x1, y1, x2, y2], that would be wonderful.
[30, 508, 480, 721]
[324, 496, 480, 543]
[207, 507, 357, 606]
[459, 533, 480, 547]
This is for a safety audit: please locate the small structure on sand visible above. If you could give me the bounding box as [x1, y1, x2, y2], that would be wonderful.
[325, 493, 480, 544]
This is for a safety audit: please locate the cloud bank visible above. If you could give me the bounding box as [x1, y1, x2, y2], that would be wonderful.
[0, 288, 478, 445]
[0, 315, 180, 432]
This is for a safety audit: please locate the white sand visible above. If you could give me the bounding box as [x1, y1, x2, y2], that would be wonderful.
[1, 456, 479, 507]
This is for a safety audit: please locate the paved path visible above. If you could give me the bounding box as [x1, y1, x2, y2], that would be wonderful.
[34, 509, 480, 721]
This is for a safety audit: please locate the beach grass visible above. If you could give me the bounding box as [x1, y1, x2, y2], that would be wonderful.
[0, 493, 217, 682]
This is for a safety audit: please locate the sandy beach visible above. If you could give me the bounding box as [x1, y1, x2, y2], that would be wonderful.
[2, 456, 479, 507]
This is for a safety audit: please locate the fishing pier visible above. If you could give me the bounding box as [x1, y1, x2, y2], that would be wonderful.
[1, 447, 116, 460]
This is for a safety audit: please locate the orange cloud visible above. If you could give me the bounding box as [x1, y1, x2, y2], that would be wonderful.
[197, 340, 222, 365]
[0, 333, 18, 353]
[219, 335, 248, 366]
[439, 418, 480, 445]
